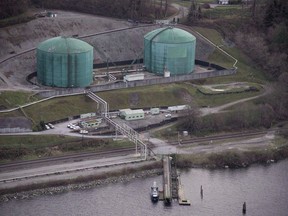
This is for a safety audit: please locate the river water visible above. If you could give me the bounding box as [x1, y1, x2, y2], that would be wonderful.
[1, 160, 288, 216]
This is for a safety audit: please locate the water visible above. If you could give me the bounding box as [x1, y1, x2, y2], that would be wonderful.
[1, 160, 288, 216]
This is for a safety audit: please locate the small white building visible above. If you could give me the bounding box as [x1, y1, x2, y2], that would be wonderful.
[168, 105, 190, 112]
[155, 20, 170, 25]
[218, 0, 229, 5]
[80, 112, 96, 119]
[150, 108, 160, 115]
[119, 109, 145, 121]
[123, 73, 144, 82]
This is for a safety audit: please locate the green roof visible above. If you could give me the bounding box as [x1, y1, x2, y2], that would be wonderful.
[144, 27, 196, 44]
[37, 36, 93, 54]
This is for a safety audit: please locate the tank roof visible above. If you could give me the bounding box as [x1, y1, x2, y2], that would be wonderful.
[37, 36, 93, 54]
[144, 27, 196, 44]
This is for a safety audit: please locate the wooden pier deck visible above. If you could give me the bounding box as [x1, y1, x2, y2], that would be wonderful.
[162, 155, 191, 206]
[178, 178, 191, 205]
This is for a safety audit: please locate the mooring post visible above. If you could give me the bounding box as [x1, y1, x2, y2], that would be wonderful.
[200, 185, 203, 199]
[242, 202, 246, 214]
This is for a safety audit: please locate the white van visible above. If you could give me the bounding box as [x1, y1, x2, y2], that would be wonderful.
[165, 114, 172, 118]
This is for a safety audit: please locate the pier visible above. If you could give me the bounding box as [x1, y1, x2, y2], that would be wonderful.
[160, 155, 190, 205]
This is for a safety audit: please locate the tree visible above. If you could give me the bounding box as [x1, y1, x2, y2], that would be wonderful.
[177, 102, 202, 134]
[264, 0, 288, 27]
[0, 0, 30, 19]
[187, 0, 202, 23]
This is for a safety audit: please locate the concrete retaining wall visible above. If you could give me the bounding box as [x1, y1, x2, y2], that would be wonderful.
[38, 69, 236, 98]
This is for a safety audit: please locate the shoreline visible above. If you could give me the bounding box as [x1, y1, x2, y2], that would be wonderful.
[0, 166, 163, 203]
[1, 147, 288, 203]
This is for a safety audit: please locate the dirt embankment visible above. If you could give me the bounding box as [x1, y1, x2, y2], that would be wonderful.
[0, 10, 214, 89]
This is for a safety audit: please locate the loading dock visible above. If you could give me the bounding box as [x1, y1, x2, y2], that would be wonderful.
[160, 155, 190, 205]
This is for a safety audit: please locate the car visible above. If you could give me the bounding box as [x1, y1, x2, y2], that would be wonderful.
[45, 124, 50, 130]
[72, 125, 80, 131]
[48, 123, 54, 129]
[68, 123, 75, 129]
[80, 130, 88, 134]
[165, 113, 172, 118]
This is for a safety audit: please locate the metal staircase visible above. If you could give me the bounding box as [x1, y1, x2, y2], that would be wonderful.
[86, 91, 147, 160]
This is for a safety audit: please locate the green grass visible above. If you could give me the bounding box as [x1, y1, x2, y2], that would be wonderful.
[0, 91, 40, 110]
[171, 0, 191, 7]
[0, 135, 132, 150]
[0, 135, 76, 149]
[197, 0, 215, 3]
[98, 83, 188, 109]
[171, 0, 215, 7]
[193, 27, 267, 83]
[0, 82, 264, 124]
[0, 134, 134, 163]
[99, 82, 263, 109]
[202, 5, 251, 20]
[194, 27, 224, 45]
[23, 95, 97, 123]
[197, 83, 262, 95]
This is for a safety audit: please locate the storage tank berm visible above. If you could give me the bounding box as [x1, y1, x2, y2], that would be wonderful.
[37, 36, 93, 87]
[144, 27, 196, 75]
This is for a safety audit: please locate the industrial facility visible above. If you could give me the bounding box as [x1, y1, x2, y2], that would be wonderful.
[143, 27, 196, 76]
[119, 109, 145, 121]
[36, 36, 94, 88]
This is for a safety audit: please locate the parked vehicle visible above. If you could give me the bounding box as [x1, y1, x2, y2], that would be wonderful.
[48, 123, 54, 129]
[80, 130, 88, 134]
[151, 181, 159, 202]
[165, 113, 172, 118]
[45, 124, 50, 130]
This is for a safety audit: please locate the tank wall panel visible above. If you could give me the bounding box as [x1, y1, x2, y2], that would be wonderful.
[37, 49, 93, 87]
[144, 39, 196, 75]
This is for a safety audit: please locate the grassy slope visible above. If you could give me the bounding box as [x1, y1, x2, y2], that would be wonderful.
[194, 26, 266, 83]
[0, 83, 264, 124]
[23, 95, 97, 123]
[0, 135, 133, 163]
[0, 91, 39, 109]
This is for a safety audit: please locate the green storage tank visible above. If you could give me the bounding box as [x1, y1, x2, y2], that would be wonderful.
[144, 27, 196, 75]
[37, 36, 93, 88]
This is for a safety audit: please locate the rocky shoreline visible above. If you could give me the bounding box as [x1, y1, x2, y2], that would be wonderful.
[2, 145, 288, 203]
[0, 168, 162, 203]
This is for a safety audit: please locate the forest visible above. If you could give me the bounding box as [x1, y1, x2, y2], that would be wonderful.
[0, 0, 171, 20]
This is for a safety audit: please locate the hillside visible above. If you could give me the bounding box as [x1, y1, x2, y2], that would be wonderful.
[0, 10, 214, 89]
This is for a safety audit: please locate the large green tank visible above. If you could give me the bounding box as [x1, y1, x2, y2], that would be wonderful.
[37, 36, 93, 88]
[144, 27, 196, 75]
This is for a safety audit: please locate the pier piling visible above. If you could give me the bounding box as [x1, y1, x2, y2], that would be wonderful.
[242, 202, 246, 214]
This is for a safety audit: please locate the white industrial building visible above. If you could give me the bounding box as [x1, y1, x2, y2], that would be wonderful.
[119, 109, 145, 120]
[123, 73, 144, 82]
[168, 105, 190, 112]
[150, 108, 160, 115]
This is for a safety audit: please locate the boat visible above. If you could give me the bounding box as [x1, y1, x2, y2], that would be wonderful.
[151, 181, 159, 202]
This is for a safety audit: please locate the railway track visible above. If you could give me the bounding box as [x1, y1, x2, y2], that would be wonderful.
[0, 147, 135, 171]
[1, 129, 285, 170]
[168, 129, 281, 146]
